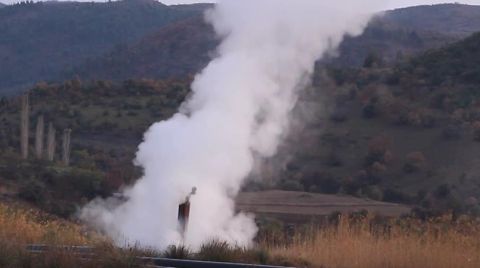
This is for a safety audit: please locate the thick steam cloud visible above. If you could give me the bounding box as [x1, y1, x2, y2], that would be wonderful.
[81, 0, 384, 249]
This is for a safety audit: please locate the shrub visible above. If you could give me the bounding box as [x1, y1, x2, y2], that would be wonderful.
[403, 152, 426, 173]
[330, 107, 348, 122]
[342, 176, 362, 196]
[280, 179, 304, 192]
[383, 188, 411, 203]
[318, 176, 342, 194]
[473, 121, 480, 141]
[163, 245, 192, 259]
[126, 111, 138, 117]
[18, 180, 46, 204]
[362, 186, 383, 200]
[66, 168, 104, 199]
[197, 240, 235, 262]
[442, 125, 462, 140]
[325, 151, 343, 167]
[362, 102, 378, 119]
[370, 161, 387, 175]
[363, 52, 384, 68]
[406, 109, 436, 128]
[434, 184, 451, 199]
[365, 135, 392, 166]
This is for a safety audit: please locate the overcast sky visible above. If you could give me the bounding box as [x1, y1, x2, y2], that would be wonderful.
[160, 0, 480, 9]
[0, 0, 479, 8]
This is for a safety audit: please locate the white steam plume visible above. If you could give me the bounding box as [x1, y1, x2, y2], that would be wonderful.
[81, 0, 384, 250]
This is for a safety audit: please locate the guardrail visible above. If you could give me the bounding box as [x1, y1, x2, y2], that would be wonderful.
[140, 257, 294, 268]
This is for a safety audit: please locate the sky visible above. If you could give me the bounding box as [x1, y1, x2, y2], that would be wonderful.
[159, 0, 480, 9]
[0, 0, 480, 7]
[161, 0, 480, 8]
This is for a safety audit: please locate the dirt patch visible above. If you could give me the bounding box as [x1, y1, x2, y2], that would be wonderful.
[237, 190, 410, 221]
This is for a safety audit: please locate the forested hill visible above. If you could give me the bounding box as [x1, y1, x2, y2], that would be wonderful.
[1, 3, 480, 96]
[74, 3, 480, 82]
[405, 32, 480, 86]
[72, 16, 217, 81]
[382, 4, 480, 36]
[3, 29, 480, 216]
[0, 0, 208, 95]
[329, 4, 480, 66]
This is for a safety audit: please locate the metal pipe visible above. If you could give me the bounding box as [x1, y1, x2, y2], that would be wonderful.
[178, 187, 197, 239]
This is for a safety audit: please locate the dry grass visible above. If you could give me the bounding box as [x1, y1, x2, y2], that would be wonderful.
[266, 215, 480, 268]
[0, 202, 99, 245]
[2, 202, 480, 267]
[0, 203, 130, 268]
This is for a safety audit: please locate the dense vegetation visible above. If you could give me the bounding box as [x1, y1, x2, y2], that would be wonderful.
[79, 3, 480, 83]
[0, 78, 191, 215]
[3, 25, 480, 218]
[0, 2, 480, 254]
[261, 29, 480, 217]
[1, 3, 480, 267]
[0, 0, 208, 95]
[1, 3, 480, 96]
[73, 16, 217, 81]
[404, 32, 480, 86]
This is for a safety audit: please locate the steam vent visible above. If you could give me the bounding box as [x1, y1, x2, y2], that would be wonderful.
[178, 187, 197, 239]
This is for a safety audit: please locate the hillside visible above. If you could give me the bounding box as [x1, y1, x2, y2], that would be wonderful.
[327, 4, 480, 66]
[74, 16, 217, 81]
[74, 4, 480, 82]
[3, 30, 480, 218]
[383, 4, 480, 36]
[255, 30, 480, 217]
[0, 0, 207, 95]
[0, 78, 191, 216]
[405, 32, 480, 86]
[2, 3, 480, 96]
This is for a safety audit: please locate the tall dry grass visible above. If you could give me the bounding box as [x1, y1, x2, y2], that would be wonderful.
[267, 215, 480, 268]
[0, 202, 99, 245]
[2, 202, 480, 267]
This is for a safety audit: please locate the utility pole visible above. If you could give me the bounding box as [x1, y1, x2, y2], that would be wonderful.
[46, 122, 56, 161]
[62, 128, 71, 166]
[35, 115, 44, 159]
[20, 93, 29, 159]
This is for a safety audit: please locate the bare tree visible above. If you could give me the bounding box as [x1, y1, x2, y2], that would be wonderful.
[20, 93, 29, 159]
[62, 128, 72, 166]
[46, 122, 56, 161]
[35, 115, 44, 159]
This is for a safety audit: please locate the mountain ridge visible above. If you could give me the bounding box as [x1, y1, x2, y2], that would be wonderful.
[73, 3, 480, 83]
[0, 0, 208, 95]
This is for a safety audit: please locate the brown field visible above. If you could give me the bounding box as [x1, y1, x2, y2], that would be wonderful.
[237, 190, 411, 221]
